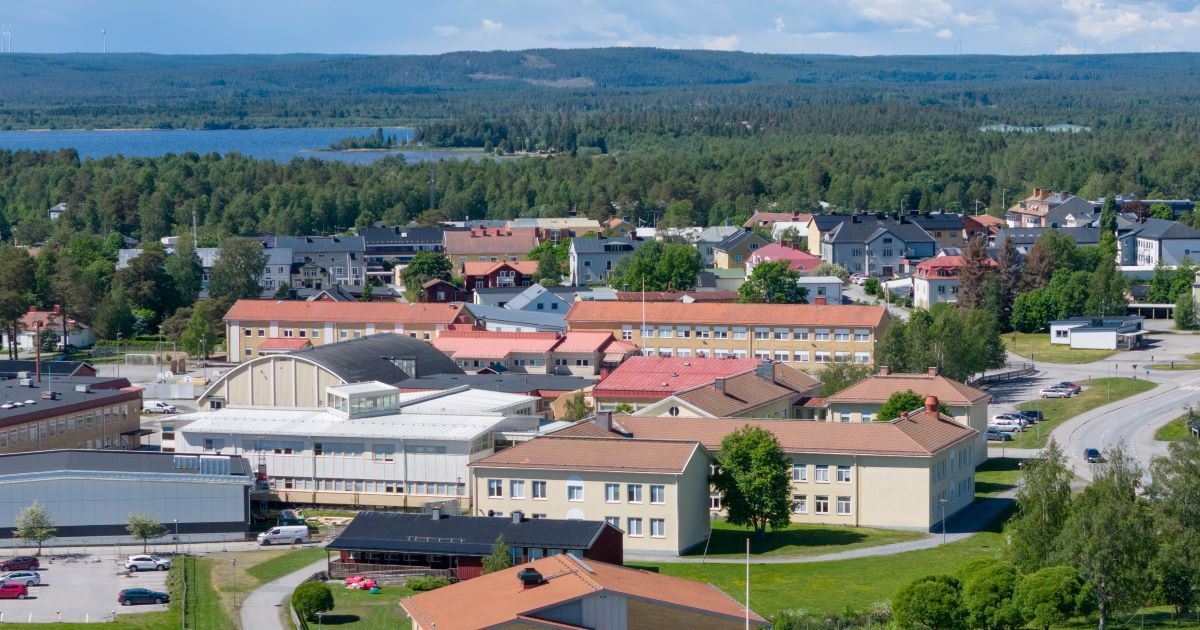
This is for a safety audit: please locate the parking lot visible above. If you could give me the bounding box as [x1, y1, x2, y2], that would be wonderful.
[0, 555, 169, 623]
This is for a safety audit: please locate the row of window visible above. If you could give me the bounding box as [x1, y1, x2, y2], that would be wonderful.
[243, 328, 433, 342]
[793, 494, 853, 516]
[639, 347, 871, 364]
[601, 516, 665, 538]
[791, 464, 853, 484]
[270, 477, 465, 496]
[623, 326, 870, 342]
[486, 479, 667, 505]
[205, 439, 450, 459]
[0, 405, 130, 449]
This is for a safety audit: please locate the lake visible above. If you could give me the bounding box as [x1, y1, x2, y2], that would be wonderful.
[0, 127, 484, 164]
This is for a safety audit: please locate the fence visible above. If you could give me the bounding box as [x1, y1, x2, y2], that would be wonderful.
[968, 362, 1036, 387]
[328, 560, 455, 583]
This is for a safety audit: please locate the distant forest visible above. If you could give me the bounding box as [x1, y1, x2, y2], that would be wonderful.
[2, 49, 1200, 243]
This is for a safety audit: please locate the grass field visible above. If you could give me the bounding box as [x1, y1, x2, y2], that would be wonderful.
[1003, 332, 1119, 364]
[1150, 353, 1200, 370]
[319, 584, 416, 628]
[246, 546, 326, 583]
[989, 378, 1157, 449]
[974, 457, 1021, 497]
[685, 520, 925, 559]
[1156, 413, 1199, 441]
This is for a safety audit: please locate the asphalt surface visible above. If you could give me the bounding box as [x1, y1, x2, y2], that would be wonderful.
[0, 555, 169, 623]
[239, 559, 327, 630]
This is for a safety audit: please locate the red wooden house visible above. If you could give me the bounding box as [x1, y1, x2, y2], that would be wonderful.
[461, 261, 539, 296]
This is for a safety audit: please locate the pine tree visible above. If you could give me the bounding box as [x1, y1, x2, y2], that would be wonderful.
[994, 236, 1020, 330]
[1021, 240, 1054, 290]
[956, 237, 992, 309]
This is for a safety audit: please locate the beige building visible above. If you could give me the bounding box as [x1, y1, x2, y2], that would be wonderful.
[712, 229, 769, 270]
[632, 361, 822, 420]
[224, 300, 470, 362]
[470, 428, 713, 555]
[825, 366, 991, 462]
[566, 301, 890, 369]
[0, 377, 143, 454]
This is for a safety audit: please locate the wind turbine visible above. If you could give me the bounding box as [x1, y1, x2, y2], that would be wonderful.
[1, 26, 12, 53]
[101, 28, 106, 53]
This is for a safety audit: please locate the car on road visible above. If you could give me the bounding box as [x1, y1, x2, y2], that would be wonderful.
[142, 400, 177, 414]
[126, 555, 170, 572]
[0, 583, 28, 600]
[1018, 410, 1044, 423]
[986, 427, 1014, 441]
[850, 273, 867, 285]
[1084, 448, 1104, 463]
[0, 571, 40, 587]
[1039, 387, 1072, 398]
[1056, 382, 1083, 394]
[0, 557, 39, 572]
[118, 588, 169, 606]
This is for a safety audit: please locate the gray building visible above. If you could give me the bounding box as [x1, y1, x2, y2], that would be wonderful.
[1115, 217, 1200, 267]
[463, 304, 567, 333]
[263, 236, 368, 287]
[569, 236, 639, 286]
[358, 226, 446, 264]
[820, 215, 936, 276]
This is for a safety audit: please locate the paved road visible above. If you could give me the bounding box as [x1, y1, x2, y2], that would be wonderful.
[239, 559, 327, 630]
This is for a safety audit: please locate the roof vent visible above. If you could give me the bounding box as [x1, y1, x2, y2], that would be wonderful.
[517, 568, 545, 589]
[74, 384, 91, 394]
[512, 511, 524, 524]
[18, 378, 33, 387]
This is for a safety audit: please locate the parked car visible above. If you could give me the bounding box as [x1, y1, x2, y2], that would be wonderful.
[988, 418, 1024, 432]
[257, 525, 309, 546]
[1018, 410, 1044, 423]
[1039, 388, 1072, 399]
[142, 400, 177, 414]
[986, 427, 1014, 442]
[1084, 448, 1104, 463]
[0, 583, 28, 600]
[126, 555, 170, 572]
[118, 588, 170, 606]
[0, 571, 40, 587]
[991, 413, 1026, 424]
[850, 273, 867, 285]
[1056, 382, 1083, 394]
[0, 557, 39, 572]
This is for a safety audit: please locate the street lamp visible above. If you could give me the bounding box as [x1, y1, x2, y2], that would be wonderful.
[231, 558, 238, 609]
[316, 611, 325, 630]
[939, 497, 948, 544]
[173, 518, 179, 556]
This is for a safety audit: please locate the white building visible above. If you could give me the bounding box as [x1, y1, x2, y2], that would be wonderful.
[1049, 316, 1147, 350]
[796, 276, 844, 304]
[175, 382, 543, 509]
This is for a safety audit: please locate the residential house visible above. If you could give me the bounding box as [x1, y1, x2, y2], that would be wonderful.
[631, 360, 822, 420]
[963, 214, 1006, 244]
[746, 243, 823, 275]
[743, 211, 811, 230]
[0, 376, 143, 454]
[604, 217, 636, 237]
[995, 227, 1100, 255]
[1042, 197, 1098, 228]
[327, 511, 624, 580]
[909, 212, 966, 249]
[473, 285, 594, 308]
[1050, 316, 1147, 350]
[461, 260, 538, 295]
[46, 202, 67, 221]
[694, 268, 746, 291]
[796, 276, 845, 304]
[358, 226, 445, 264]
[400, 554, 767, 629]
[1, 306, 95, 351]
[508, 217, 603, 240]
[820, 215, 936, 277]
[911, 255, 996, 309]
[694, 226, 741, 265]
[223, 300, 471, 362]
[1115, 217, 1200, 267]
[1005, 189, 1093, 228]
[463, 303, 567, 333]
[806, 214, 850, 254]
[268, 236, 368, 288]
[503, 284, 572, 314]
[569, 236, 639, 286]
[566, 301, 890, 369]
[713, 229, 770, 270]
[825, 366, 991, 462]
[443, 227, 539, 267]
[549, 331, 638, 377]
[419, 279, 466, 303]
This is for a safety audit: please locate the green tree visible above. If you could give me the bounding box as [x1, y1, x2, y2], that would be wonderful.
[126, 513, 167, 554]
[956, 237, 992, 309]
[1148, 259, 1175, 303]
[290, 581, 335, 622]
[562, 391, 589, 421]
[1021, 239, 1054, 290]
[779, 227, 806, 250]
[1012, 288, 1054, 333]
[994, 236, 1020, 329]
[812, 262, 849, 283]
[1176, 293, 1197, 330]
[533, 246, 564, 286]
[38, 327, 59, 353]
[482, 535, 511, 574]
[1148, 439, 1200, 618]
[166, 234, 204, 306]
[817, 360, 874, 397]
[92, 286, 136, 340]
[877, 390, 948, 421]
[180, 305, 220, 359]
[957, 559, 1024, 630]
[608, 240, 701, 292]
[1084, 257, 1127, 316]
[862, 277, 880, 296]
[1040, 231, 1082, 272]
[1013, 565, 1093, 630]
[13, 501, 56, 556]
[115, 245, 177, 321]
[1149, 203, 1175, 220]
[209, 237, 268, 303]
[401, 251, 453, 288]
[891, 574, 966, 630]
[359, 282, 373, 302]
[712, 426, 792, 540]
[273, 283, 292, 299]
[1056, 446, 1156, 630]
[1046, 269, 1091, 320]
[1006, 440, 1074, 572]
[1100, 192, 1118, 234]
[0, 245, 36, 359]
[1170, 257, 1198, 301]
[739, 260, 807, 304]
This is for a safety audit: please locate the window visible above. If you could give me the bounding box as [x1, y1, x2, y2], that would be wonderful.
[854, 352, 871, 364]
[487, 479, 503, 498]
[815, 329, 830, 341]
[532, 481, 547, 500]
[567, 483, 584, 502]
[835, 351, 851, 363]
[794, 328, 809, 340]
[658, 326, 673, 339]
[605, 483, 620, 503]
[837, 496, 852, 515]
[668, 406, 680, 417]
[734, 255, 743, 264]
[244, 328, 252, 337]
[815, 465, 830, 483]
[627, 484, 643, 503]
[754, 328, 770, 340]
[621, 328, 632, 340]
[678, 326, 692, 338]
[642, 327, 655, 338]
[815, 352, 830, 363]
[510, 480, 526, 499]
[650, 485, 665, 504]
[710, 492, 722, 510]
[650, 518, 665, 538]
[605, 516, 620, 528]
[627, 517, 643, 537]
[372, 445, 395, 462]
[834, 330, 850, 342]
[837, 465, 852, 483]
[774, 328, 788, 340]
[713, 327, 729, 339]
[774, 350, 789, 363]
[854, 330, 870, 342]
[815, 496, 830, 514]
[795, 351, 810, 363]
[792, 464, 808, 482]
[732, 327, 746, 340]
[696, 327, 711, 339]
[793, 494, 808, 514]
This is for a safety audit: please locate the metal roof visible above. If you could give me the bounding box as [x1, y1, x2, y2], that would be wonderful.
[0, 377, 138, 426]
[463, 304, 567, 332]
[286, 333, 464, 383]
[328, 512, 611, 555]
[176, 408, 514, 441]
[396, 373, 594, 394]
[0, 449, 251, 477]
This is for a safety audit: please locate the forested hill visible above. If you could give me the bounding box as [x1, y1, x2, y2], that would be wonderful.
[2, 49, 1200, 129]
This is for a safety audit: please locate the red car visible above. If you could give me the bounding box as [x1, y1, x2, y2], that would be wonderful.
[0, 582, 28, 599]
[0, 557, 39, 572]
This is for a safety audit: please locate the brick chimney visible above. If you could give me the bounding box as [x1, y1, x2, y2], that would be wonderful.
[756, 358, 773, 381]
[714, 377, 725, 392]
[925, 395, 939, 414]
[927, 366, 938, 376]
[594, 411, 613, 432]
[879, 366, 890, 376]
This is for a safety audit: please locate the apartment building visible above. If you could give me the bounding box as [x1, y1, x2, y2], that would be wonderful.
[432, 328, 636, 376]
[565, 301, 889, 369]
[909, 213, 967, 249]
[569, 236, 639, 286]
[826, 366, 991, 462]
[443, 227, 539, 267]
[592, 356, 765, 411]
[470, 430, 713, 555]
[224, 300, 470, 362]
[358, 226, 446, 264]
[0, 376, 143, 454]
[820, 215, 936, 276]
[266, 236, 368, 288]
[713, 229, 769, 270]
[911, 255, 995, 309]
[1005, 188, 1094, 228]
[632, 361, 822, 420]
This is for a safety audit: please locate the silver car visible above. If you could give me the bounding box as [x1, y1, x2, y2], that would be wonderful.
[1039, 387, 1071, 399]
[126, 555, 170, 572]
[1, 570, 40, 586]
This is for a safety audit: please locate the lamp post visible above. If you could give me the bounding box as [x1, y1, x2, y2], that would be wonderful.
[115, 332, 122, 378]
[173, 518, 179, 556]
[231, 558, 238, 609]
[939, 497, 948, 544]
[316, 612, 325, 630]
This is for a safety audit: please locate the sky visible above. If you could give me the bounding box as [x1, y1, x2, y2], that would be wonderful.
[1, 0, 1199, 56]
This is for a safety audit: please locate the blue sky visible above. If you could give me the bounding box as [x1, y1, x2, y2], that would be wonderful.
[2, 1, 1198, 56]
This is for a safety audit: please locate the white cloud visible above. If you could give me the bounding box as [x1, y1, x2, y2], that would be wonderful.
[432, 25, 460, 37]
[702, 34, 739, 50]
[774, 17, 785, 32]
[935, 28, 954, 38]
[481, 18, 503, 33]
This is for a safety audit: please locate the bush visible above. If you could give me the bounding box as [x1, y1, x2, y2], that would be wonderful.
[863, 278, 881, 296]
[407, 575, 451, 592]
[892, 575, 965, 629]
[291, 581, 334, 622]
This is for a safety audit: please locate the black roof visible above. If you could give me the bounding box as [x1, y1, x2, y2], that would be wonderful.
[570, 236, 639, 254]
[809, 214, 849, 230]
[908, 213, 965, 231]
[327, 512, 612, 555]
[0, 360, 92, 378]
[0, 449, 251, 477]
[359, 226, 445, 245]
[398, 373, 594, 394]
[0, 377, 136, 425]
[715, 230, 768, 251]
[825, 216, 933, 244]
[997, 227, 1100, 246]
[287, 333, 464, 383]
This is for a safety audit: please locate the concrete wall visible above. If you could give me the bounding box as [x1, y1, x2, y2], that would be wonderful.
[1070, 329, 1119, 350]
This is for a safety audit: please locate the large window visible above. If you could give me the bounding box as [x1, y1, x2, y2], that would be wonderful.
[532, 480, 547, 500]
[837, 496, 852, 515]
[793, 495, 808, 514]
[627, 517, 643, 537]
[372, 445, 395, 462]
[815, 495, 830, 514]
[605, 483, 620, 503]
[650, 518, 665, 538]
[567, 482, 584, 502]
[487, 479, 503, 498]
[837, 465, 852, 483]
[649, 485, 665, 504]
[627, 484, 643, 503]
[815, 465, 830, 483]
[792, 464, 808, 482]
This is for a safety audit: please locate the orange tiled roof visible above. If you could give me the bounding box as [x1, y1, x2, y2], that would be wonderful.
[827, 372, 991, 406]
[743, 211, 811, 228]
[593, 356, 761, 399]
[444, 227, 539, 256]
[223, 300, 465, 324]
[256, 338, 313, 351]
[20, 309, 85, 333]
[400, 555, 767, 628]
[553, 331, 617, 354]
[566, 301, 889, 328]
[471, 435, 703, 474]
[433, 330, 560, 359]
[613, 291, 741, 302]
[461, 260, 539, 277]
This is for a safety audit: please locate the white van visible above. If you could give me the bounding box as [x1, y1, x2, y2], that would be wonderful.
[257, 525, 309, 546]
[143, 400, 177, 414]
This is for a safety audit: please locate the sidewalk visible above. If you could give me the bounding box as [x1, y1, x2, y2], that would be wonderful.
[239, 558, 327, 630]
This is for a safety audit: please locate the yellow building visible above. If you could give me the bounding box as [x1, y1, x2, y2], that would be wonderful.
[0, 377, 143, 453]
[712, 229, 769, 270]
[442, 227, 539, 267]
[566, 301, 890, 369]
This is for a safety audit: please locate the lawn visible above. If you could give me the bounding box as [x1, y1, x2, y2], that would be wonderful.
[246, 546, 327, 583]
[1150, 353, 1200, 370]
[318, 584, 416, 629]
[1156, 413, 1199, 441]
[686, 519, 925, 559]
[974, 457, 1021, 497]
[1003, 332, 1119, 364]
[990, 377, 1157, 449]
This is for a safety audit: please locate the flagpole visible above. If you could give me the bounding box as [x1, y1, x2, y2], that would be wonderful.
[745, 537, 750, 629]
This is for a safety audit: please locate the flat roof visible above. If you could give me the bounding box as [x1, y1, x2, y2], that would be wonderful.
[176, 408, 514, 441]
[394, 388, 538, 413]
[0, 449, 251, 477]
[0, 377, 139, 428]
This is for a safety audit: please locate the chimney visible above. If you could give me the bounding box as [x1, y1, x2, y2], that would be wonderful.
[756, 358, 773, 381]
[925, 395, 939, 414]
[900, 411, 909, 421]
[27, 305, 37, 313]
[594, 411, 612, 432]
[52, 304, 60, 315]
[879, 366, 890, 376]
[927, 366, 938, 376]
[512, 511, 524, 524]
[714, 377, 725, 392]
[431, 507, 443, 520]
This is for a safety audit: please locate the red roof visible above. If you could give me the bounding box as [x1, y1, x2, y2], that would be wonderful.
[443, 227, 539, 256]
[21, 308, 86, 333]
[748, 243, 823, 272]
[224, 300, 466, 325]
[553, 331, 616, 353]
[593, 356, 760, 400]
[743, 211, 811, 228]
[256, 338, 313, 351]
[567, 301, 889, 328]
[461, 260, 539, 277]
[433, 330, 560, 359]
[613, 291, 740, 302]
[914, 255, 995, 279]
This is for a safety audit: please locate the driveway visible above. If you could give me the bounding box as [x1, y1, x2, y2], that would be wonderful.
[240, 559, 326, 630]
[0, 555, 169, 623]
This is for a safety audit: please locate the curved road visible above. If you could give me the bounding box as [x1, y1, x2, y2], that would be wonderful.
[239, 559, 326, 630]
